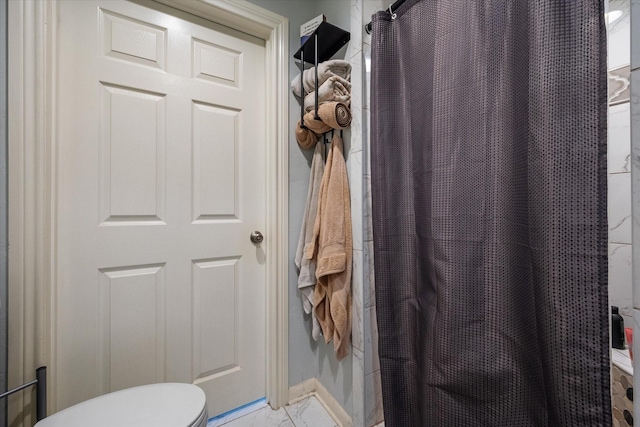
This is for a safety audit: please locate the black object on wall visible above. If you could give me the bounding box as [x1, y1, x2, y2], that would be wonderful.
[293, 21, 349, 126]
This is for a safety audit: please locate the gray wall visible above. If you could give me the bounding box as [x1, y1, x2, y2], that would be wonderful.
[245, 0, 354, 416]
[286, 0, 353, 416]
[0, 0, 7, 425]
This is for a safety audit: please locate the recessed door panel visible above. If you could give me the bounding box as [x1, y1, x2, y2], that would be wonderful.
[98, 264, 166, 393]
[192, 101, 239, 221]
[99, 83, 166, 224]
[192, 257, 240, 379]
[193, 38, 241, 86]
[100, 9, 167, 69]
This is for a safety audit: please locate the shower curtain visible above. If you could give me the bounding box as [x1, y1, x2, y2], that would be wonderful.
[370, 1, 610, 426]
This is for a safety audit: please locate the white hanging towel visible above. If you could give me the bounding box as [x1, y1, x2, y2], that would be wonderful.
[295, 142, 325, 340]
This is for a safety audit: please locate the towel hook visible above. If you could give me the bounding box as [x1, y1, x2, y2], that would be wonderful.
[388, 5, 397, 19]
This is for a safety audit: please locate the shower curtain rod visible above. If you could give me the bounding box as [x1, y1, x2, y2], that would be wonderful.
[365, 0, 407, 34]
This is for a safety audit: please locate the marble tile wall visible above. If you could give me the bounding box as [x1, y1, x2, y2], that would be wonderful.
[611, 0, 632, 70]
[344, 0, 386, 425]
[609, 101, 633, 325]
[610, 66, 631, 105]
[629, 0, 640, 420]
[347, 1, 366, 426]
[606, 3, 636, 426]
[609, 2, 633, 329]
[361, 1, 385, 426]
[633, 0, 640, 70]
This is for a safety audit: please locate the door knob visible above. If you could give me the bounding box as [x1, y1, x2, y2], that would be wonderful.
[250, 231, 264, 244]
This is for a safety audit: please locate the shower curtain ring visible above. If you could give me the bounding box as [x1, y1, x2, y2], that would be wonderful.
[389, 5, 397, 19]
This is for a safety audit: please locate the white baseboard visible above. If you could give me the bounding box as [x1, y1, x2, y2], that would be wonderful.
[288, 378, 317, 403]
[288, 378, 352, 427]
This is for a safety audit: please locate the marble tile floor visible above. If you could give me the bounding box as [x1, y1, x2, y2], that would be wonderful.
[207, 395, 340, 427]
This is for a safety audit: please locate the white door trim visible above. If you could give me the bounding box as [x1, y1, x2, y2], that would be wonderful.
[8, 0, 289, 421]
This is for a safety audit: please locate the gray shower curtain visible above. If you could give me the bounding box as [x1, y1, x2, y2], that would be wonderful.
[370, 1, 610, 426]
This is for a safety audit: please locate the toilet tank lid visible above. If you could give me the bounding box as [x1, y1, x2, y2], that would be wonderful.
[35, 383, 207, 427]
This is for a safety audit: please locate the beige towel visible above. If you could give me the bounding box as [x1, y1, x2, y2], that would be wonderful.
[302, 111, 332, 135]
[303, 75, 351, 112]
[295, 143, 324, 341]
[295, 120, 319, 150]
[318, 102, 351, 129]
[306, 133, 352, 360]
[303, 103, 351, 137]
[291, 60, 352, 98]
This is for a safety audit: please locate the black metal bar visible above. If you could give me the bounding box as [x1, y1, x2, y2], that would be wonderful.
[390, 0, 408, 11]
[314, 33, 320, 120]
[0, 380, 37, 400]
[0, 366, 47, 421]
[36, 366, 47, 421]
[365, 22, 373, 34]
[300, 51, 305, 128]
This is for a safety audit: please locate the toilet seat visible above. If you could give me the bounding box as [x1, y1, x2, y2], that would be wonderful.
[34, 383, 208, 427]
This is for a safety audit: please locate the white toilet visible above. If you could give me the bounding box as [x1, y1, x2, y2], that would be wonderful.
[34, 383, 208, 427]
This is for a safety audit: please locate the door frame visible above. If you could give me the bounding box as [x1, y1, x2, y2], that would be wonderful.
[8, 0, 289, 421]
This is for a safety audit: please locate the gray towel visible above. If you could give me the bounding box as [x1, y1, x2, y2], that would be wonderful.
[295, 142, 324, 340]
[291, 59, 352, 98]
[303, 75, 351, 112]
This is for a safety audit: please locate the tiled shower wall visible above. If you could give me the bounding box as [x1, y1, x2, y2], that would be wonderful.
[362, 2, 385, 426]
[346, 0, 365, 424]
[352, 1, 386, 426]
[609, 0, 633, 327]
[631, 0, 640, 419]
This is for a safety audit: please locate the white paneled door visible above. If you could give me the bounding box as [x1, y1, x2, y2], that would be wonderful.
[55, 0, 266, 417]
